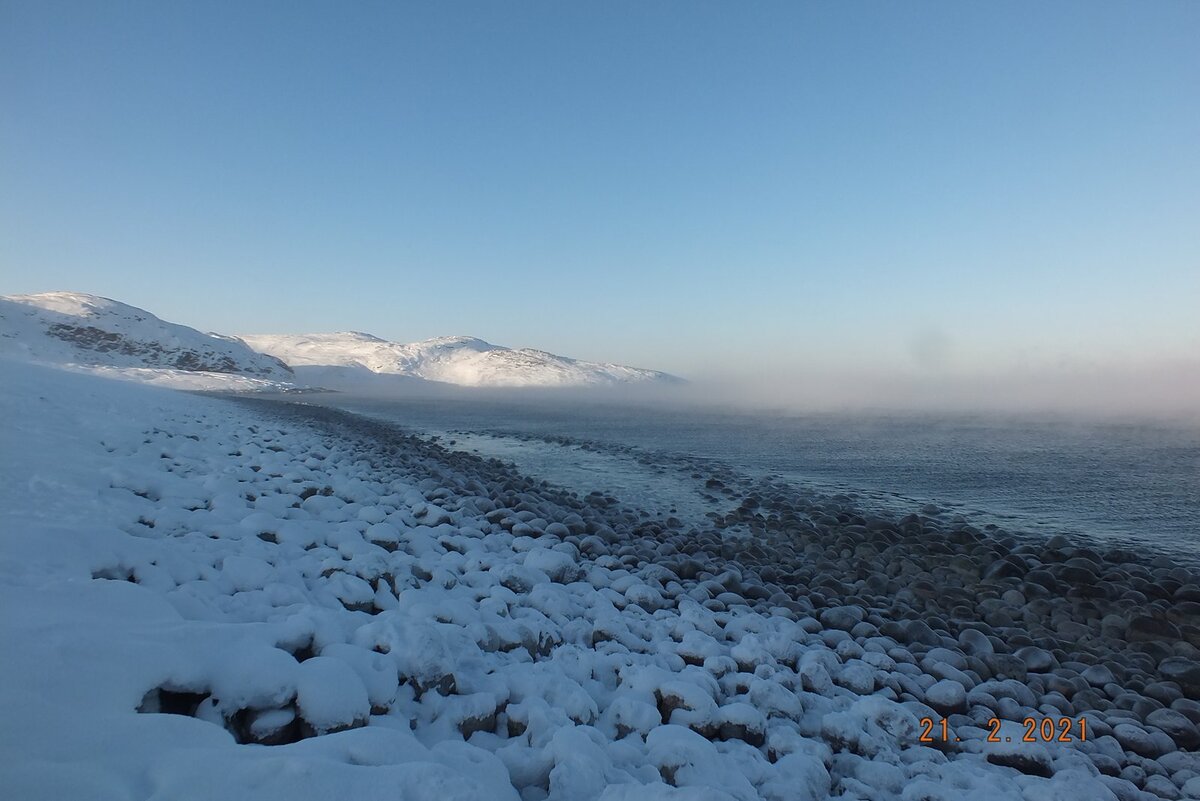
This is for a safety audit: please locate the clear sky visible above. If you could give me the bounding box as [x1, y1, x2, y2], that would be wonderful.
[2, 1, 1198, 389]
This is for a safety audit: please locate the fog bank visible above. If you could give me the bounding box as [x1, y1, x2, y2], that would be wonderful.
[679, 360, 1200, 421]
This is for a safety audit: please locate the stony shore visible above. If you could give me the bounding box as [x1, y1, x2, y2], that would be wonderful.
[244, 398, 1200, 800]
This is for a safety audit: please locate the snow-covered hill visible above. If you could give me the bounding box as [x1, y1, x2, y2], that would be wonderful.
[0, 292, 295, 389]
[239, 332, 681, 388]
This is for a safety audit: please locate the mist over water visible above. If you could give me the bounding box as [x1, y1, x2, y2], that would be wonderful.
[302, 385, 1200, 558]
[679, 360, 1200, 421]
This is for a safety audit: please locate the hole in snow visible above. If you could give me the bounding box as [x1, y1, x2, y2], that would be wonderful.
[137, 686, 210, 717]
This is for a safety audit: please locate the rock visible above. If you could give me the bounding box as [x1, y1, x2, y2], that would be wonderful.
[496, 564, 539, 594]
[524, 548, 582, 583]
[715, 703, 767, 747]
[1090, 753, 1121, 777]
[820, 696, 921, 757]
[1143, 775, 1181, 800]
[1146, 707, 1200, 749]
[982, 653, 1027, 681]
[450, 694, 502, 738]
[982, 721, 1053, 779]
[1097, 776, 1144, 801]
[627, 582, 671, 611]
[819, 605, 865, 632]
[924, 647, 968, 671]
[1129, 615, 1182, 642]
[835, 660, 877, 695]
[1024, 568, 1061, 590]
[1172, 697, 1200, 724]
[903, 620, 942, 647]
[1173, 584, 1200, 603]
[1082, 664, 1117, 687]
[295, 657, 370, 736]
[1058, 564, 1099, 585]
[364, 522, 401, 551]
[1155, 750, 1196, 775]
[986, 749, 1054, 778]
[1112, 722, 1164, 758]
[1159, 657, 1200, 697]
[925, 680, 967, 714]
[926, 660, 975, 691]
[1143, 681, 1183, 706]
[957, 628, 995, 657]
[983, 558, 1026, 581]
[798, 658, 834, 695]
[1118, 764, 1146, 787]
[245, 706, 299, 745]
[1015, 646, 1056, 673]
[654, 682, 719, 739]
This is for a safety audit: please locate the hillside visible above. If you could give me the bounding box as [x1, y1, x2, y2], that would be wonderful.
[0, 292, 294, 385]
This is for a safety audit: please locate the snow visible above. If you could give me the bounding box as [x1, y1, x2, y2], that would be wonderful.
[295, 656, 371, 734]
[239, 331, 681, 388]
[0, 357, 1146, 800]
[71, 363, 299, 391]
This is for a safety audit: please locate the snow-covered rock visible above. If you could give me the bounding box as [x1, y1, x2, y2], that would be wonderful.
[295, 657, 371, 735]
[239, 331, 682, 388]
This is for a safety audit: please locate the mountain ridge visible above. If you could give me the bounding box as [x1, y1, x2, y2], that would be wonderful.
[239, 331, 682, 388]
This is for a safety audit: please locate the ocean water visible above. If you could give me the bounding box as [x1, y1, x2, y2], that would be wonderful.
[318, 395, 1200, 557]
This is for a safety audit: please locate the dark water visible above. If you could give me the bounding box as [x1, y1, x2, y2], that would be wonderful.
[315, 395, 1200, 555]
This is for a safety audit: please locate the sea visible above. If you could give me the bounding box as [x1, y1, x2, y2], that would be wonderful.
[306, 394, 1200, 560]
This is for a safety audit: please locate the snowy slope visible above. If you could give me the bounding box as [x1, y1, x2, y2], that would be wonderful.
[0, 292, 295, 386]
[240, 332, 681, 388]
[0, 360, 515, 800]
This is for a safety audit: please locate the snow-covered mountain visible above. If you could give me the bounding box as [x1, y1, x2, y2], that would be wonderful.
[0, 292, 294, 383]
[0, 291, 681, 391]
[239, 331, 682, 388]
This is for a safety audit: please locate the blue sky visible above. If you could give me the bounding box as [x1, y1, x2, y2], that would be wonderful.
[2, 1, 1197, 382]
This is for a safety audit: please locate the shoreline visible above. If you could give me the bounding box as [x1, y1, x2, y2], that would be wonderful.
[286, 390, 1200, 559]
[238, 397, 1200, 790]
[3, 364, 1197, 800]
